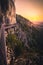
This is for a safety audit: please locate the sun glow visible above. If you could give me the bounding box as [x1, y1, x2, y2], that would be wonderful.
[26, 15, 43, 23]
[16, 0, 43, 24]
[19, 13, 43, 24]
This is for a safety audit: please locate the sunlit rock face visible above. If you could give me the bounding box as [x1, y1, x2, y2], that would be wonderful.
[6, 0, 16, 24]
[0, 0, 16, 25]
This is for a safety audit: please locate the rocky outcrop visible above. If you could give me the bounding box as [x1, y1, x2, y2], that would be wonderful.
[0, 0, 16, 65]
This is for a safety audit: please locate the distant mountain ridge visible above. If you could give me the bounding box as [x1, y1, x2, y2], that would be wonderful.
[16, 14, 39, 50]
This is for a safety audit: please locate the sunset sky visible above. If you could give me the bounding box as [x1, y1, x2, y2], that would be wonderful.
[15, 0, 43, 24]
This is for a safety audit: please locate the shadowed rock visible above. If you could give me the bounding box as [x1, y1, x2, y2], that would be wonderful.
[0, 0, 9, 14]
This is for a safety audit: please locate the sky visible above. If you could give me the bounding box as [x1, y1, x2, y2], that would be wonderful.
[15, 0, 43, 24]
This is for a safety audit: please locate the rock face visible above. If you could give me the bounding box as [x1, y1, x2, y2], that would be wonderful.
[0, 0, 16, 65]
[0, 0, 16, 25]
